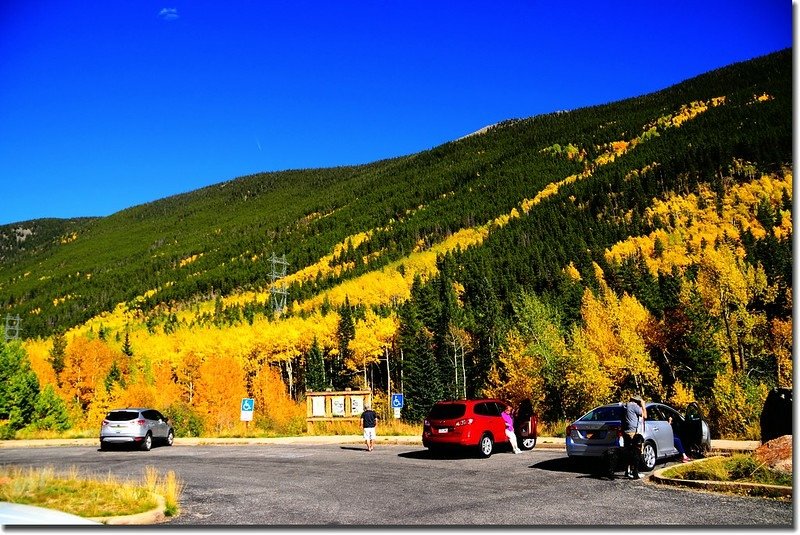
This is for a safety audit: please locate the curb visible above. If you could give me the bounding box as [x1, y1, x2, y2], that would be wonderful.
[88, 493, 167, 525]
[648, 457, 792, 500]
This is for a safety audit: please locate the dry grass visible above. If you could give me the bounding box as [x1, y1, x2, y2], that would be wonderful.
[305, 419, 421, 436]
[0, 465, 183, 519]
[662, 453, 792, 487]
[537, 419, 571, 438]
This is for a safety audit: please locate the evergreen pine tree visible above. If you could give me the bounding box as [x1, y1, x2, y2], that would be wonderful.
[334, 296, 356, 389]
[31, 384, 71, 432]
[0, 340, 40, 435]
[48, 331, 67, 383]
[306, 336, 326, 391]
[121, 327, 134, 357]
[398, 300, 442, 421]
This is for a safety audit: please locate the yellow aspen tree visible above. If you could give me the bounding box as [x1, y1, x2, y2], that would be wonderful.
[151, 360, 182, 409]
[347, 310, 396, 387]
[174, 351, 203, 404]
[483, 331, 544, 408]
[770, 316, 793, 388]
[194, 353, 247, 433]
[577, 286, 663, 400]
[251, 363, 304, 432]
[564, 327, 613, 416]
[59, 336, 116, 410]
[694, 244, 771, 371]
[22, 339, 58, 388]
[85, 383, 113, 429]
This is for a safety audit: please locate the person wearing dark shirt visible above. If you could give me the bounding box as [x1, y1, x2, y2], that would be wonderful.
[361, 403, 378, 451]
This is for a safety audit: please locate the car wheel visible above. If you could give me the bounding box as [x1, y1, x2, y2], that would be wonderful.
[639, 441, 657, 471]
[99, 441, 108, 451]
[519, 437, 536, 450]
[165, 429, 174, 447]
[141, 433, 153, 451]
[478, 434, 494, 458]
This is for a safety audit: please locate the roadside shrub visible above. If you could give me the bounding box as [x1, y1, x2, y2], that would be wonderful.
[164, 402, 204, 437]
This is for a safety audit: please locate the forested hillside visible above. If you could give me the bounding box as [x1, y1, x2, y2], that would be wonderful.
[0, 49, 791, 440]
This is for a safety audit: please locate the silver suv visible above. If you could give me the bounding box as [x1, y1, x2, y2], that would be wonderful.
[100, 408, 174, 451]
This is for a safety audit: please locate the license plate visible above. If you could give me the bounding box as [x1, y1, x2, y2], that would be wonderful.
[438, 428, 448, 434]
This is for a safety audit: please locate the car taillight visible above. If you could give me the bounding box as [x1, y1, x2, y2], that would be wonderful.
[454, 418, 473, 427]
[137, 419, 146, 426]
[566, 424, 576, 436]
[423, 419, 430, 427]
[101, 420, 109, 427]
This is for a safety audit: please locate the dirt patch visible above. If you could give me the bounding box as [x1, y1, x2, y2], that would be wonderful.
[754, 435, 792, 475]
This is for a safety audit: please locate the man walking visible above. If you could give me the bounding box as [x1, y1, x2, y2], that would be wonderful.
[361, 402, 378, 451]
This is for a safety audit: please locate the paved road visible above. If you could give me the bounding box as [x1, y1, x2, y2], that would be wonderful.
[0, 443, 791, 527]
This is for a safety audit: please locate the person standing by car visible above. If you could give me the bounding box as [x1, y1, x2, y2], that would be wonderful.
[502, 405, 522, 454]
[622, 395, 647, 478]
[361, 403, 378, 451]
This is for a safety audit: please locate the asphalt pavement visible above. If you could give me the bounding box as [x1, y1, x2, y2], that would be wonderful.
[0, 434, 760, 451]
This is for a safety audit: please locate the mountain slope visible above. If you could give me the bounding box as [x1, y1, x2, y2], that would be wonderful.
[0, 49, 791, 339]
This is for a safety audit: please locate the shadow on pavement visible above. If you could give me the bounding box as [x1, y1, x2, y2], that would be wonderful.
[531, 456, 623, 480]
[339, 446, 367, 452]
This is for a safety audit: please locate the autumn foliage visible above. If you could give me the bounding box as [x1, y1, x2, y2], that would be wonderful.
[1, 53, 792, 441]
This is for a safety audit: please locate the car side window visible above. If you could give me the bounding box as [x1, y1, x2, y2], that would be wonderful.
[488, 403, 503, 417]
[473, 403, 489, 416]
[685, 403, 701, 421]
[142, 410, 157, 421]
[647, 406, 664, 421]
[154, 411, 165, 421]
[663, 407, 680, 423]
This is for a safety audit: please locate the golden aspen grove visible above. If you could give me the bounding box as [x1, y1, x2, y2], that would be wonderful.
[0, 50, 791, 441]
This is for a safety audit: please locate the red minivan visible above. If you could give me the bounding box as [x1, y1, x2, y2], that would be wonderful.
[422, 399, 538, 458]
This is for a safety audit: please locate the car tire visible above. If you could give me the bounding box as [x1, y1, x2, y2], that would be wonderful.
[99, 441, 108, 451]
[519, 437, 536, 450]
[478, 434, 494, 458]
[141, 433, 153, 451]
[640, 441, 657, 471]
[165, 429, 174, 447]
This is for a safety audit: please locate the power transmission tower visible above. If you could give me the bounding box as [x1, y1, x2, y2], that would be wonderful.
[269, 253, 289, 314]
[4, 314, 21, 343]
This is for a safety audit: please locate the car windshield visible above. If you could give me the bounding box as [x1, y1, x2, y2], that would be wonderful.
[106, 411, 140, 421]
[428, 403, 466, 419]
[579, 406, 625, 422]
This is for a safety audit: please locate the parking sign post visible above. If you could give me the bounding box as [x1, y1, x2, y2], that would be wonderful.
[241, 398, 255, 423]
[390, 393, 404, 419]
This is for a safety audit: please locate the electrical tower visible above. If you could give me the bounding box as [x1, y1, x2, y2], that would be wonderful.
[4, 314, 21, 343]
[269, 253, 289, 314]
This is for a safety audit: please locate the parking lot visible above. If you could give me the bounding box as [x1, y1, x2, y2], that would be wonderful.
[0, 441, 791, 526]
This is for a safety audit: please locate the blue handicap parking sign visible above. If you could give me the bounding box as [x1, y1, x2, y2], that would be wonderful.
[241, 398, 254, 412]
[391, 393, 404, 408]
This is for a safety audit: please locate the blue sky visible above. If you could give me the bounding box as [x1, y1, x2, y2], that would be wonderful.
[0, 1, 792, 226]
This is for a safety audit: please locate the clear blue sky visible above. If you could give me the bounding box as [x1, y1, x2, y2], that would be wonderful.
[0, 1, 792, 226]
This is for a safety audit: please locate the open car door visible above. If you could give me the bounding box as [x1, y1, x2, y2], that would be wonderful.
[682, 402, 709, 456]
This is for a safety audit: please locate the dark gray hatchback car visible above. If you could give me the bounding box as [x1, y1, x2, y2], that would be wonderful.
[100, 408, 174, 451]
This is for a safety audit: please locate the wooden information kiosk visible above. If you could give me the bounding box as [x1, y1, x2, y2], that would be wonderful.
[305, 389, 372, 432]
